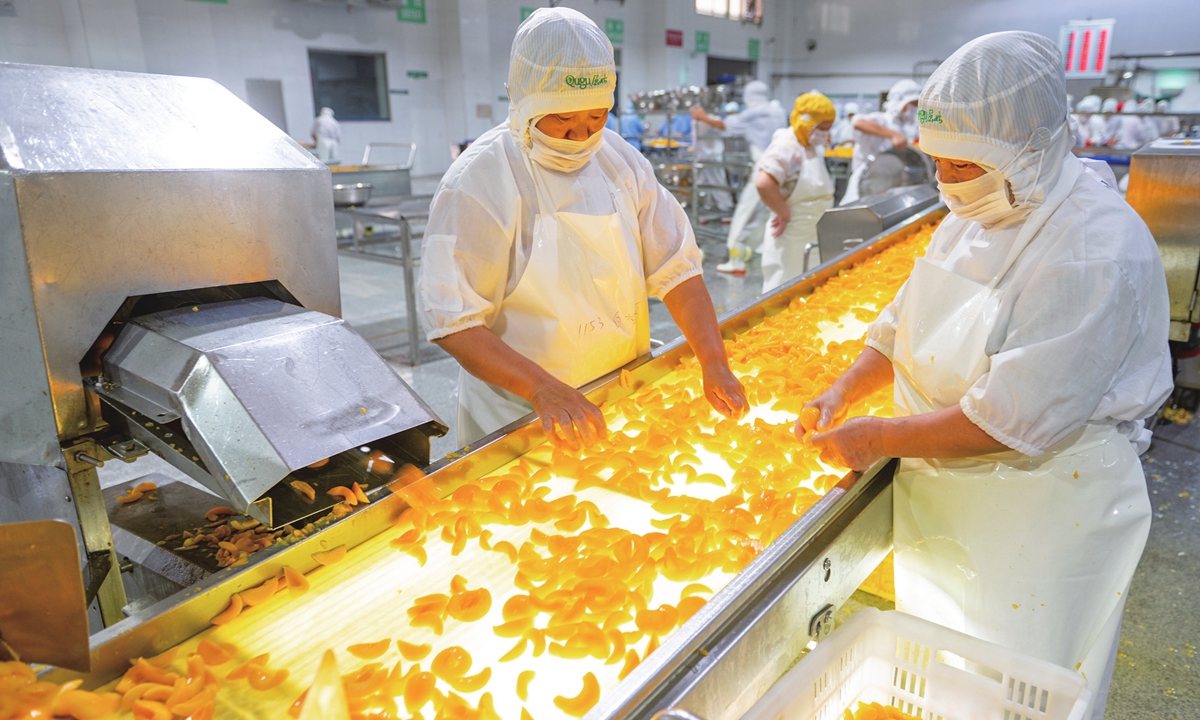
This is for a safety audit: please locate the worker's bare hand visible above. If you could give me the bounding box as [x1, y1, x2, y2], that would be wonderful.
[808, 416, 884, 472]
[769, 206, 791, 237]
[689, 106, 706, 121]
[529, 379, 608, 452]
[890, 132, 908, 150]
[703, 364, 749, 419]
[797, 386, 846, 438]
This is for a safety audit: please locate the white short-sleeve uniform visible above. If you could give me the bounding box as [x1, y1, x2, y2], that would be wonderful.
[756, 128, 834, 293]
[419, 124, 702, 444]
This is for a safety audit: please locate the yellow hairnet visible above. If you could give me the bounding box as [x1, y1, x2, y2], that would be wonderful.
[790, 92, 836, 145]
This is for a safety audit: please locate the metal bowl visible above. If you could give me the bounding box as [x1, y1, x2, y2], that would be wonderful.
[333, 183, 373, 207]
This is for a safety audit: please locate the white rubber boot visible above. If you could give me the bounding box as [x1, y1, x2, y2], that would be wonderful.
[717, 244, 748, 275]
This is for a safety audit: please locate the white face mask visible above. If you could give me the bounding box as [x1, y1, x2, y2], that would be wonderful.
[529, 125, 604, 172]
[939, 167, 1015, 226]
[807, 129, 830, 147]
[898, 106, 917, 124]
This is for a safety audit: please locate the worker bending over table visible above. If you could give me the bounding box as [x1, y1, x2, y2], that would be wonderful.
[418, 7, 747, 450]
[805, 32, 1170, 719]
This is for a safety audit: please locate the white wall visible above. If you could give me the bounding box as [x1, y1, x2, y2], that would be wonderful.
[766, 0, 1200, 110]
[1, 0, 1195, 175]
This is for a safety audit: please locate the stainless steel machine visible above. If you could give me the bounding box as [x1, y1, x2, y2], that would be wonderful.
[813, 184, 940, 271]
[0, 62, 444, 654]
[1126, 138, 1200, 345]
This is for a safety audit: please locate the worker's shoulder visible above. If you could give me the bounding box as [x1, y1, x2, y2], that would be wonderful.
[1049, 168, 1158, 268]
[600, 128, 647, 167]
[438, 124, 518, 189]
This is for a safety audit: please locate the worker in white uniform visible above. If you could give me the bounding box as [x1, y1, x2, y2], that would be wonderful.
[757, 92, 836, 293]
[1155, 99, 1181, 137]
[829, 101, 859, 147]
[1073, 95, 1104, 146]
[803, 32, 1170, 719]
[690, 81, 788, 275]
[310, 107, 341, 164]
[1112, 100, 1149, 150]
[841, 79, 922, 205]
[1098, 97, 1121, 146]
[417, 8, 748, 449]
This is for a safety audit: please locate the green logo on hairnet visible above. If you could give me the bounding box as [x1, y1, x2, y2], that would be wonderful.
[564, 74, 609, 90]
[917, 109, 943, 124]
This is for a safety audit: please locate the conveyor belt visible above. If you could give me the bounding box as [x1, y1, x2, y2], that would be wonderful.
[43, 206, 947, 720]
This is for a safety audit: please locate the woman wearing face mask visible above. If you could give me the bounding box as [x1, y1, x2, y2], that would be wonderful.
[840, 79, 922, 206]
[801, 32, 1170, 719]
[755, 91, 836, 293]
[417, 8, 748, 450]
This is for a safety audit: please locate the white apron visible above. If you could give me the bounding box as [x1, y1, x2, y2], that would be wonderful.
[315, 136, 340, 164]
[725, 144, 769, 254]
[892, 159, 1150, 718]
[761, 148, 833, 293]
[457, 153, 651, 445]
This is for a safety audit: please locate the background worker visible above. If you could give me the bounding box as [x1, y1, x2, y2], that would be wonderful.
[755, 92, 836, 293]
[841, 78, 922, 205]
[690, 81, 788, 274]
[309, 106, 341, 164]
[830, 101, 859, 146]
[418, 8, 747, 449]
[804, 32, 1170, 719]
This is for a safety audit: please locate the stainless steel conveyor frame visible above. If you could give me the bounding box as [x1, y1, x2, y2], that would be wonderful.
[49, 204, 948, 720]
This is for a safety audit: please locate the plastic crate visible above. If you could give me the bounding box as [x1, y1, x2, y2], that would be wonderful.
[741, 608, 1089, 720]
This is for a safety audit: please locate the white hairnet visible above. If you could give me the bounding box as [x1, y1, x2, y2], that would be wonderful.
[917, 31, 1071, 213]
[1135, 99, 1154, 114]
[723, 101, 741, 113]
[1156, 99, 1170, 112]
[844, 101, 859, 116]
[1121, 101, 1138, 114]
[319, 107, 334, 117]
[743, 80, 770, 108]
[1101, 98, 1119, 113]
[1075, 95, 1102, 113]
[507, 7, 616, 150]
[885, 79, 922, 116]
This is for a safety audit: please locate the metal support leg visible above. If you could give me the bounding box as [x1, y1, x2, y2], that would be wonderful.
[353, 219, 364, 253]
[64, 444, 128, 626]
[398, 218, 421, 367]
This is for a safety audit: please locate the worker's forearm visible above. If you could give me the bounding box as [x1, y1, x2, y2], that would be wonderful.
[433, 326, 554, 401]
[754, 171, 790, 217]
[876, 406, 1008, 458]
[702, 117, 726, 130]
[852, 118, 897, 139]
[832, 347, 894, 406]
[662, 276, 728, 370]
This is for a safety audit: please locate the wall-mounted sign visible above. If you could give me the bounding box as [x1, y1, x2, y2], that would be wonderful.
[696, 31, 710, 54]
[1059, 19, 1115, 79]
[406, 70, 429, 79]
[666, 29, 683, 47]
[605, 19, 624, 45]
[748, 38, 760, 60]
[521, 7, 536, 22]
[397, 0, 425, 24]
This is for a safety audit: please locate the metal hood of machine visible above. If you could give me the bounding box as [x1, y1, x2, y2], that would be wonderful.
[89, 298, 446, 526]
[0, 62, 338, 465]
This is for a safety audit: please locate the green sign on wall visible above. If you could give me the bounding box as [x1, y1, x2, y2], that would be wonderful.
[521, 7, 536, 22]
[605, 19, 624, 44]
[397, 0, 425, 24]
[696, 30, 710, 54]
[748, 38, 760, 59]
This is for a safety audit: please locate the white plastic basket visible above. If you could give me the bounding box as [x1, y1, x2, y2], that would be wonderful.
[740, 608, 1090, 720]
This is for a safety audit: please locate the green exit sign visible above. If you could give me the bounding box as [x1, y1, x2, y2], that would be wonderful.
[521, 7, 536, 22]
[696, 30, 710, 53]
[397, 0, 425, 24]
[605, 19, 624, 44]
[748, 38, 760, 59]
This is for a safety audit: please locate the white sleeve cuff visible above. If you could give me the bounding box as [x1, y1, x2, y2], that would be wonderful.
[424, 317, 486, 343]
[651, 264, 704, 300]
[864, 337, 894, 362]
[959, 395, 1044, 457]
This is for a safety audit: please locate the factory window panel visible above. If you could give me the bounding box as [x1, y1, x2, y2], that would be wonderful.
[308, 50, 391, 122]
